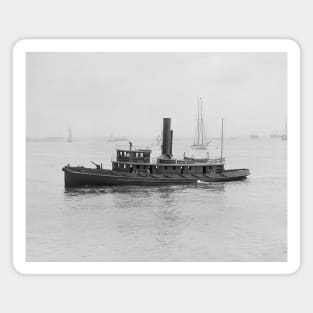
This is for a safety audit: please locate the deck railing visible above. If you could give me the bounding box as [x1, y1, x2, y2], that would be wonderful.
[111, 156, 225, 165]
[115, 145, 152, 151]
[177, 158, 226, 165]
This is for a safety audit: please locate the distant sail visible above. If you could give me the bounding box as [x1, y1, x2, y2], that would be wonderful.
[156, 134, 162, 145]
[67, 127, 72, 142]
[191, 97, 210, 150]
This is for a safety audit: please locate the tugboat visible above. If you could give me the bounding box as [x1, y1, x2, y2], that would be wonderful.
[62, 118, 250, 187]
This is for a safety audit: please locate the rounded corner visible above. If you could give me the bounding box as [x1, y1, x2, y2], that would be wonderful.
[12, 38, 29, 54]
[286, 258, 301, 275]
[12, 259, 27, 276]
[284, 38, 301, 54]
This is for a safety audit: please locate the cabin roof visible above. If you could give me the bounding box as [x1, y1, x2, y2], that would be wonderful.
[116, 148, 152, 153]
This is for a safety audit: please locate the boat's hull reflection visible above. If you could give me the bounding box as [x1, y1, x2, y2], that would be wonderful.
[64, 181, 226, 197]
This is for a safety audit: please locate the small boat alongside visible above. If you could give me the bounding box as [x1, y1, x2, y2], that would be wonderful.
[183, 152, 210, 163]
[62, 117, 250, 187]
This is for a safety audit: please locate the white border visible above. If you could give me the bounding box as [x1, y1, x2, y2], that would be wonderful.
[13, 39, 300, 275]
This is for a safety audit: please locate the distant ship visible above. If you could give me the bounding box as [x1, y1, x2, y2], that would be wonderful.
[27, 136, 63, 143]
[250, 132, 259, 139]
[62, 117, 250, 187]
[107, 135, 128, 142]
[270, 130, 281, 138]
[67, 127, 73, 143]
[281, 122, 287, 141]
[191, 97, 210, 150]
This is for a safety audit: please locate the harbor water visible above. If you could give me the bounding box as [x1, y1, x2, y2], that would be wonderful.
[26, 137, 287, 262]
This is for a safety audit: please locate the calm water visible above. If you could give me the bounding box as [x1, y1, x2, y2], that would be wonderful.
[26, 137, 287, 261]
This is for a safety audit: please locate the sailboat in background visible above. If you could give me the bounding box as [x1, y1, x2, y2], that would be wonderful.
[67, 127, 73, 143]
[191, 97, 210, 150]
[155, 133, 162, 145]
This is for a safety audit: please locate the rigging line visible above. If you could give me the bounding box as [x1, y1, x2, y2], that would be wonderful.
[200, 97, 204, 144]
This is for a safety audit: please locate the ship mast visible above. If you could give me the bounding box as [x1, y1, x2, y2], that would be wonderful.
[220, 117, 224, 161]
[197, 96, 200, 145]
[193, 97, 207, 147]
[200, 97, 204, 145]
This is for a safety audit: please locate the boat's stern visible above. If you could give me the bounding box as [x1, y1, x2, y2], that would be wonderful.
[62, 165, 85, 188]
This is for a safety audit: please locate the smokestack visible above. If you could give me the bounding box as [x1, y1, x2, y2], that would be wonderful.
[170, 130, 173, 156]
[162, 118, 171, 156]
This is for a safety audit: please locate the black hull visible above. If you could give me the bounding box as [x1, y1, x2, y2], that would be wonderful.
[62, 167, 250, 188]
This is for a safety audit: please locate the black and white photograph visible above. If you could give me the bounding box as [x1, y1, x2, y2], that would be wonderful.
[23, 45, 291, 265]
[2, 0, 310, 311]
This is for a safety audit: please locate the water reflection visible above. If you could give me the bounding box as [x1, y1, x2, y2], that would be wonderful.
[62, 182, 228, 214]
[153, 205, 181, 246]
[64, 185, 154, 199]
[195, 182, 225, 192]
[64, 181, 227, 196]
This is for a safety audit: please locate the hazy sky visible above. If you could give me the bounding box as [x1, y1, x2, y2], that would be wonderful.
[26, 52, 287, 138]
